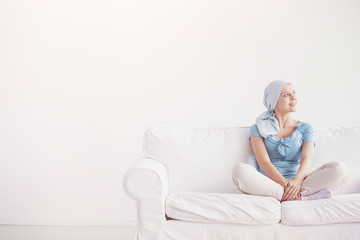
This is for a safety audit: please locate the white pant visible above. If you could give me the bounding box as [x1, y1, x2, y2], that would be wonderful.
[232, 161, 348, 201]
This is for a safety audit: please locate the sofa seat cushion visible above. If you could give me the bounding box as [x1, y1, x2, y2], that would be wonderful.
[165, 192, 281, 224]
[281, 194, 360, 225]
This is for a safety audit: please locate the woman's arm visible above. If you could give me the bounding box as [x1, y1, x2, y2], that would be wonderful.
[295, 141, 314, 180]
[250, 136, 288, 188]
[282, 141, 314, 200]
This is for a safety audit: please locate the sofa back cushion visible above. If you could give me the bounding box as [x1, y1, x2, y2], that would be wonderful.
[312, 127, 360, 170]
[143, 126, 360, 193]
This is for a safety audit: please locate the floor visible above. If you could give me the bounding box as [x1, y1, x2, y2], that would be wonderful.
[0, 225, 136, 240]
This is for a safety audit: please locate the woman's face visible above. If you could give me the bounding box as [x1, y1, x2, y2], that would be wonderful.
[275, 83, 297, 113]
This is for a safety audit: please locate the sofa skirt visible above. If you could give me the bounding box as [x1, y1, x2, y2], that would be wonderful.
[158, 220, 360, 240]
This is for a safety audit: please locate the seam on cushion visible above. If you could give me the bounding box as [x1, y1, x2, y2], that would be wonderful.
[281, 198, 360, 208]
[281, 203, 360, 209]
[168, 194, 280, 204]
[165, 215, 280, 224]
[168, 200, 280, 207]
[167, 202, 280, 210]
[167, 213, 280, 222]
[167, 197, 279, 204]
[282, 216, 360, 226]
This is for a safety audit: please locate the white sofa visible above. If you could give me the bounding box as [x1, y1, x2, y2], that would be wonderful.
[123, 126, 360, 240]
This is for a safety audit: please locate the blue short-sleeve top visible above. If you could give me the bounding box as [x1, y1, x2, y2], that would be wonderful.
[249, 121, 315, 179]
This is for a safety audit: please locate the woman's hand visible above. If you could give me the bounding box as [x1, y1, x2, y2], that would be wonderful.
[281, 141, 314, 201]
[281, 178, 303, 201]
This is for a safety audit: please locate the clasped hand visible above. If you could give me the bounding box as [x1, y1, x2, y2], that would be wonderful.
[281, 178, 302, 201]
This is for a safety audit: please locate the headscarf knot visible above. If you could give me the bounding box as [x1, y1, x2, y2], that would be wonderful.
[255, 80, 289, 138]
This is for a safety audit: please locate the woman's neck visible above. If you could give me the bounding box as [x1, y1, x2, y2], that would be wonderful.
[275, 113, 297, 129]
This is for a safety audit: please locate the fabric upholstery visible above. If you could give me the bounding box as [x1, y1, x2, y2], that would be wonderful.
[281, 194, 360, 225]
[166, 192, 281, 224]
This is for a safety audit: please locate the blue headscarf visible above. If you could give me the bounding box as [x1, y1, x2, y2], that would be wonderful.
[256, 80, 289, 138]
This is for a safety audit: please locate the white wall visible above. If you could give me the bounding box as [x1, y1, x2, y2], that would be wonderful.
[1, 0, 359, 226]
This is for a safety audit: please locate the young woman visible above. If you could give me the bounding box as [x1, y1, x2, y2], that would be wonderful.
[232, 80, 348, 201]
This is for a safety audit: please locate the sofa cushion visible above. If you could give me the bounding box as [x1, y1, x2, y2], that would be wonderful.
[166, 192, 281, 224]
[281, 194, 360, 225]
[144, 126, 257, 193]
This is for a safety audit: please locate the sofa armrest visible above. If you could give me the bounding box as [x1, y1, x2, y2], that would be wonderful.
[123, 158, 169, 240]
